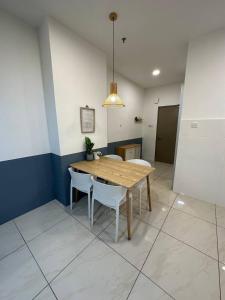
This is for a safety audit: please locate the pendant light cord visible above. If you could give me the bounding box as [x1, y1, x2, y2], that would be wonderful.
[113, 18, 115, 82]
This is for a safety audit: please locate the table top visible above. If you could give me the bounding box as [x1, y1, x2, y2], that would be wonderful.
[70, 157, 155, 189]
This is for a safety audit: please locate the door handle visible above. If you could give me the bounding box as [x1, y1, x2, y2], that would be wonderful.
[157, 137, 162, 141]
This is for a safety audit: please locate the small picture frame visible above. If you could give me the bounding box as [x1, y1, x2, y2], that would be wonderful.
[80, 106, 95, 133]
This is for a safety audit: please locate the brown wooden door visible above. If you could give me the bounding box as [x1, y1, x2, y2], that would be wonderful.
[155, 105, 179, 164]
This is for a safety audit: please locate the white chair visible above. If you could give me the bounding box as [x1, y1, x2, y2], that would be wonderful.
[103, 154, 123, 185]
[91, 178, 127, 242]
[127, 159, 151, 215]
[104, 154, 123, 160]
[68, 168, 93, 219]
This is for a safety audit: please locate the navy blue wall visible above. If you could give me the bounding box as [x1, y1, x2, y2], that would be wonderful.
[0, 154, 55, 224]
[0, 138, 142, 224]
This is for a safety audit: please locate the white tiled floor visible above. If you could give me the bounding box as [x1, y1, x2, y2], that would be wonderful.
[0, 161, 224, 300]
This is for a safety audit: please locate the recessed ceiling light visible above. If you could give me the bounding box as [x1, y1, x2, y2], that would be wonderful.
[152, 69, 160, 76]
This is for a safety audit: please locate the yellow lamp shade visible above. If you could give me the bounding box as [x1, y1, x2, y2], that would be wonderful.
[102, 82, 125, 108]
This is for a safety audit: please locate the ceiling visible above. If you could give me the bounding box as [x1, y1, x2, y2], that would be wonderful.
[1, 0, 225, 88]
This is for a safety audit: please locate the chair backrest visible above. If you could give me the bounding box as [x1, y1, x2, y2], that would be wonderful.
[92, 179, 127, 208]
[127, 159, 151, 167]
[104, 154, 123, 161]
[68, 168, 92, 192]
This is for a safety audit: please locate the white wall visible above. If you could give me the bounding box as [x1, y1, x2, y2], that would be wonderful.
[107, 70, 144, 143]
[173, 29, 225, 205]
[0, 9, 50, 162]
[142, 83, 182, 162]
[39, 20, 61, 155]
[47, 18, 108, 155]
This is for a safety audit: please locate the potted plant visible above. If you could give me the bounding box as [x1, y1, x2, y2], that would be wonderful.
[85, 137, 94, 161]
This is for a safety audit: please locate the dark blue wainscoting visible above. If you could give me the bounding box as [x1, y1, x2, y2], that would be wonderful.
[51, 147, 108, 206]
[107, 137, 143, 156]
[0, 154, 55, 224]
[53, 138, 142, 207]
[0, 138, 142, 224]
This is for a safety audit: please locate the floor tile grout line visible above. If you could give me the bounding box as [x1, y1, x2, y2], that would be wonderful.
[161, 229, 218, 262]
[217, 223, 225, 230]
[23, 214, 69, 243]
[1, 201, 67, 244]
[97, 235, 141, 272]
[12, 199, 71, 244]
[215, 204, 222, 300]
[3, 209, 96, 264]
[140, 272, 176, 300]
[13, 221, 59, 300]
[125, 189, 178, 299]
[140, 194, 178, 270]
[98, 233, 175, 300]
[26, 208, 114, 288]
[48, 236, 98, 285]
[69, 206, 115, 238]
[171, 205, 217, 226]
[0, 243, 25, 262]
[14, 219, 101, 299]
[26, 206, 113, 287]
[125, 271, 141, 299]
[32, 286, 49, 300]
[32, 284, 61, 300]
[128, 196, 216, 229]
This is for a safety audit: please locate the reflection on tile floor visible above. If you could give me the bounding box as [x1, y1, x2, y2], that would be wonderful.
[0, 162, 224, 300]
[220, 263, 225, 300]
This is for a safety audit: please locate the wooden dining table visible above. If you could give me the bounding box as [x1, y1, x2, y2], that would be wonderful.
[70, 157, 155, 240]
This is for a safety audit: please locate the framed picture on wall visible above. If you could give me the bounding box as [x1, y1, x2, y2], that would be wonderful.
[80, 106, 95, 133]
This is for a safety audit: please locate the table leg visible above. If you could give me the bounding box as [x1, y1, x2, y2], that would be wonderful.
[126, 190, 131, 240]
[146, 175, 152, 211]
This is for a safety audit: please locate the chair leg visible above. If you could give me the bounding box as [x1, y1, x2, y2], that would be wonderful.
[88, 192, 91, 220]
[70, 183, 73, 210]
[91, 197, 95, 227]
[115, 206, 120, 243]
[139, 188, 142, 216]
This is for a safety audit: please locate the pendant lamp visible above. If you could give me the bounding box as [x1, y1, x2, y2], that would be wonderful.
[102, 12, 125, 108]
